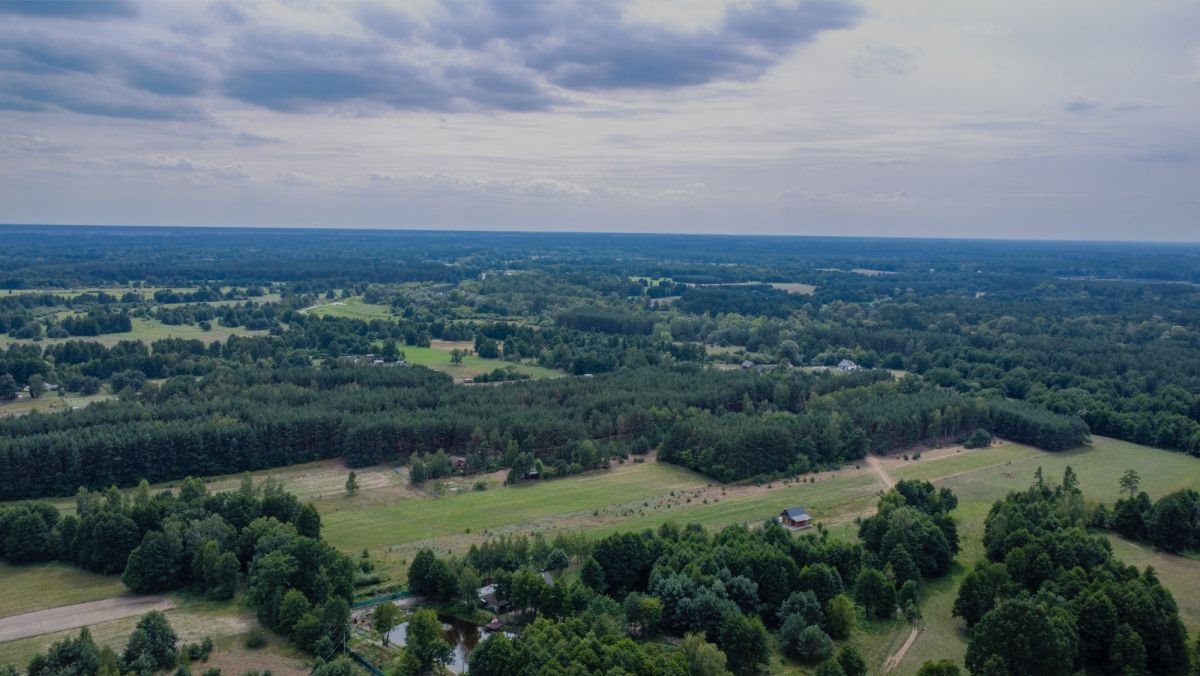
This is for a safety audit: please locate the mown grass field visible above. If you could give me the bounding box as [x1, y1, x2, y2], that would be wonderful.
[0, 317, 269, 349]
[402, 340, 561, 381]
[0, 563, 127, 617]
[320, 460, 709, 555]
[768, 282, 818, 295]
[305, 297, 393, 320]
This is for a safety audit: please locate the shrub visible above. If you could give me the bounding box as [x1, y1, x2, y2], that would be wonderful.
[964, 428, 993, 449]
[244, 627, 268, 650]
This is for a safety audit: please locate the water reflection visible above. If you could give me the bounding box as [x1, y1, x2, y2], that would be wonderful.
[386, 615, 515, 674]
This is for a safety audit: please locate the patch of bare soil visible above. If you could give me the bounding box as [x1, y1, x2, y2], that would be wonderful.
[0, 596, 175, 643]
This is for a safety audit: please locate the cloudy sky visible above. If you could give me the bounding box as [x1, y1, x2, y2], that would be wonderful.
[1, 0, 1197, 240]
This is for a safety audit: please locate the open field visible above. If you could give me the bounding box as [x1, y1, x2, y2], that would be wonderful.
[0, 563, 128, 618]
[304, 296, 393, 320]
[320, 459, 709, 555]
[0, 391, 115, 417]
[2, 458, 417, 517]
[0, 317, 269, 348]
[0, 597, 307, 673]
[402, 340, 562, 381]
[1, 286, 194, 299]
[768, 282, 818, 295]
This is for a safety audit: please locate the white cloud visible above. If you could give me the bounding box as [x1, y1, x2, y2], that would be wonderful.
[114, 155, 250, 181]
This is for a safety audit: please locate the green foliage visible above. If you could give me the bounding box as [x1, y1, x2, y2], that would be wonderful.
[963, 477, 1192, 675]
[1146, 489, 1200, 553]
[718, 613, 770, 676]
[122, 611, 178, 672]
[952, 561, 1015, 628]
[822, 594, 856, 640]
[243, 627, 268, 650]
[372, 602, 402, 645]
[122, 530, 184, 593]
[852, 568, 895, 620]
[916, 660, 961, 676]
[837, 645, 867, 676]
[396, 609, 452, 675]
[544, 547, 569, 571]
[780, 619, 832, 663]
[26, 627, 100, 676]
[964, 428, 993, 449]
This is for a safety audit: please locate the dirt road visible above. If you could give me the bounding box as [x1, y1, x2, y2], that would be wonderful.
[883, 625, 920, 673]
[866, 453, 895, 490]
[0, 596, 175, 643]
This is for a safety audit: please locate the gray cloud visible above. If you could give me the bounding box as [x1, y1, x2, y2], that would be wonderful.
[0, 1, 860, 119]
[1129, 150, 1193, 163]
[0, 28, 211, 118]
[0, 0, 138, 20]
[463, 0, 862, 90]
[1063, 97, 1099, 113]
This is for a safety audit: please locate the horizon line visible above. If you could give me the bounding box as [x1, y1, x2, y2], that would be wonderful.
[1, 222, 1198, 247]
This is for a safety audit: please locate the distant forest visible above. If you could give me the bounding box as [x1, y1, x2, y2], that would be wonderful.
[1, 225, 1198, 498]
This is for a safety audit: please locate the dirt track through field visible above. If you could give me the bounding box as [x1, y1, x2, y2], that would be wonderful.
[884, 625, 920, 672]
[0, 596, 175, 643]
[866, 453, 895, 490]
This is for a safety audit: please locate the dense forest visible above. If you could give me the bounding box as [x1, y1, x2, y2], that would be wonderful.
[0, 362, 1087, 499]
[3, 226, 1193, 499]
[1, 227, 1199, 674]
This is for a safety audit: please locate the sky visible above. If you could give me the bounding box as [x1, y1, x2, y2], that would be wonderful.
[0, 0, 1198, 241]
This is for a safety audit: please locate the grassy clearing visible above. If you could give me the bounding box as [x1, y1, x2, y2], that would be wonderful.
[0, 317, 268, 348]
[320, 461, 708, 554]
[1, 286, 195, 300]
[0, 563, 127, 618]
[0, 597, 304, 672]
[586, 470, 882, 539]
[768, 282, 818, 295]
[1106, 534, 1200, 634]
[0, 391, 115, 418]
[305, 297, 393, 320]
[402, 340, 561, 381]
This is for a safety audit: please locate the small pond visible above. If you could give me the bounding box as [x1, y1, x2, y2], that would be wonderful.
[386, 615, 515, 674]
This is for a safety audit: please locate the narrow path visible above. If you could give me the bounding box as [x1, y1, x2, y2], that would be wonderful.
[866, 453, 895, 490]
[0, 596, 175, 643]
[883, 625, 920, 673]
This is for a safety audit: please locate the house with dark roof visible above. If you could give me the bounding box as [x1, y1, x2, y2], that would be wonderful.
[837, 359, 860, 372]
[779, 506, 812, 530]
[478, 584, 511, 613]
